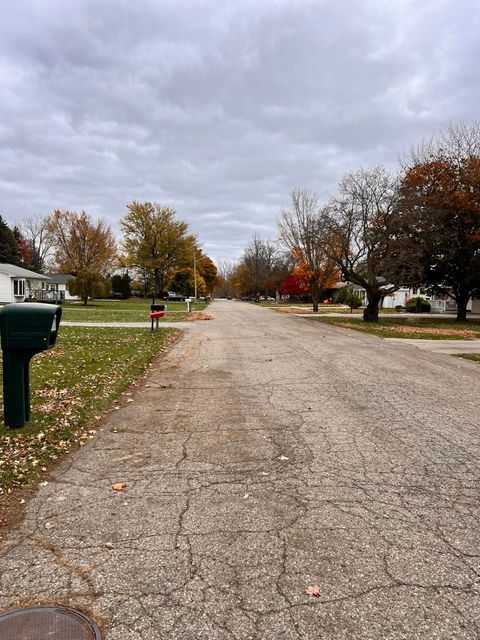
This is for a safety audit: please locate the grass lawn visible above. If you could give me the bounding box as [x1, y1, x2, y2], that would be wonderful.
[0, 325, 179, 498]
[61, 298, 207, 323]
[456, 354, 480, 363]
[256, 301, 402, 314]
[274, 306, 363, 314]
[253, 301, 364, 313]
[308, 316, 480, 339]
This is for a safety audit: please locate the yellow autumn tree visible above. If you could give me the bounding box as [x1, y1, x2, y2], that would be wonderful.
[46, 210, 117, 305]
[120, 202, 196, 299]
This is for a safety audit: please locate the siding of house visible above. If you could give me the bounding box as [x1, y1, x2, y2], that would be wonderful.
[381, 288, 410, 309]
[0, 274, 12, 303]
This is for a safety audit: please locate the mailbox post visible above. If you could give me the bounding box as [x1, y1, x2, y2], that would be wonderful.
[0, 303, 62, 428]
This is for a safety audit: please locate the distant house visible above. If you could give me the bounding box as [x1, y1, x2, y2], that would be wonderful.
[43, 273, 78, 302]
[0, 264, 50, 304]
[367, 284, 479, 314]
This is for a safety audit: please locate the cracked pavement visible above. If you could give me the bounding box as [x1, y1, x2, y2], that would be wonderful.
[1, 299, 480, 639]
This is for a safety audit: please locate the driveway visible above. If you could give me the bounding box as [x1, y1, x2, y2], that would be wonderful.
[1, 300, 479, 639]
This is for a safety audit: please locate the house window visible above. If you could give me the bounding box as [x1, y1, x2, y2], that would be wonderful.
[13, 279, 25, 296]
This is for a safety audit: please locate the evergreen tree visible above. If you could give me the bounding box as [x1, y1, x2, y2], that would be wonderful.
[0, 216, 21, 265]
[111, 273, 132, 299]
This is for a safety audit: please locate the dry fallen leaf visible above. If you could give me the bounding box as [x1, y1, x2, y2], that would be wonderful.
[112, 482, 127, 491]
[306, 585, 321, 597]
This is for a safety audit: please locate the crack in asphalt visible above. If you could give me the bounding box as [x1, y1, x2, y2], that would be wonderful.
[1, 301, 480, 638]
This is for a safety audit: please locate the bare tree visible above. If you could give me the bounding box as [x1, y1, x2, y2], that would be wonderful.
[325, 166, 401, 322]
[278, 189, 336, 311]
[404, 121, 480, 168]
[231, 236, 279, 298]
[243, 235, 278, 298]
[215, 258, 237, 297]
[20, 214, 54, 272]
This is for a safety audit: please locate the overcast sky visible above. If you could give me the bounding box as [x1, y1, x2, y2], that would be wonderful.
[1, 0, 479, 262]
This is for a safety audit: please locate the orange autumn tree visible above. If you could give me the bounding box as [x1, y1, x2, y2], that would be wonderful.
[291, 253, 338, 302]
[397, 136, 480, 321]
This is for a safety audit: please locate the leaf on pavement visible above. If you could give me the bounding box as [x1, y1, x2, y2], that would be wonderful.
[112, 482, 127, 491]
[305, 585, 321, 597]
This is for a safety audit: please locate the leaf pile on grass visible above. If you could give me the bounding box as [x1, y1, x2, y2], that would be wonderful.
[310, 316, 480, 339]
[0, 326, 179, 498]
[334, 322, 476, 338]
[275, 307, 316, 314]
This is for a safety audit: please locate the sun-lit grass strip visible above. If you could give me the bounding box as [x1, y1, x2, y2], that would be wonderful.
[308, 316, 480, 340]
[0, 326, 179, 496]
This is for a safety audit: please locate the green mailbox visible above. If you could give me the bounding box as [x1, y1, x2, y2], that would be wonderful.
[0, 303, 62, 428]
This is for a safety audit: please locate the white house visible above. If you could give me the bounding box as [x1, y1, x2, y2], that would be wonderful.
[43, 273, 78, 301]
[0, 264, 50, 304]
[381, 286, 427, 309]
[372, 285, 479, 314]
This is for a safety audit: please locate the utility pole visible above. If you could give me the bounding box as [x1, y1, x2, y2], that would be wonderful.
[193, 252, 197, 301]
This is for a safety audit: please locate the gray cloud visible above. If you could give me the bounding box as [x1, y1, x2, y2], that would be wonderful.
[1, 0, 479, 261]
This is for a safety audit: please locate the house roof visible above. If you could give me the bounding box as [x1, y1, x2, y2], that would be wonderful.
[44, 273, 75, 284]
[0, 263, 50, 280]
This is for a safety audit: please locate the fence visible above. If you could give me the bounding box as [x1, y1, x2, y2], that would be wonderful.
[430, 299, 458, 313]
[28, 289, 65, 303]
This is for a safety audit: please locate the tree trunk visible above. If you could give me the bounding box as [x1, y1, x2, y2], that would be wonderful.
[154, 269, 161, 299]
[363, 290, 381, 322]
[455, 293, 470, 322]
[311, 279, 319, 312]
[82, 296, 88, 306]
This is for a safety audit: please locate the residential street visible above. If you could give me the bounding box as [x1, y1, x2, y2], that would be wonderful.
[1, 299, 480, 639]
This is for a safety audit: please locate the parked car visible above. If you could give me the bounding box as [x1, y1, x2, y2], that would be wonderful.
[167, 293, 186, 302]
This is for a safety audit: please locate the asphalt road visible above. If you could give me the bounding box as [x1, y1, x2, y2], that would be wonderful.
[1, 300, 479, 639]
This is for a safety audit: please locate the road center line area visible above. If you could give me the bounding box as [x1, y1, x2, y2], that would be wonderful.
[1, 300, 479, 639]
